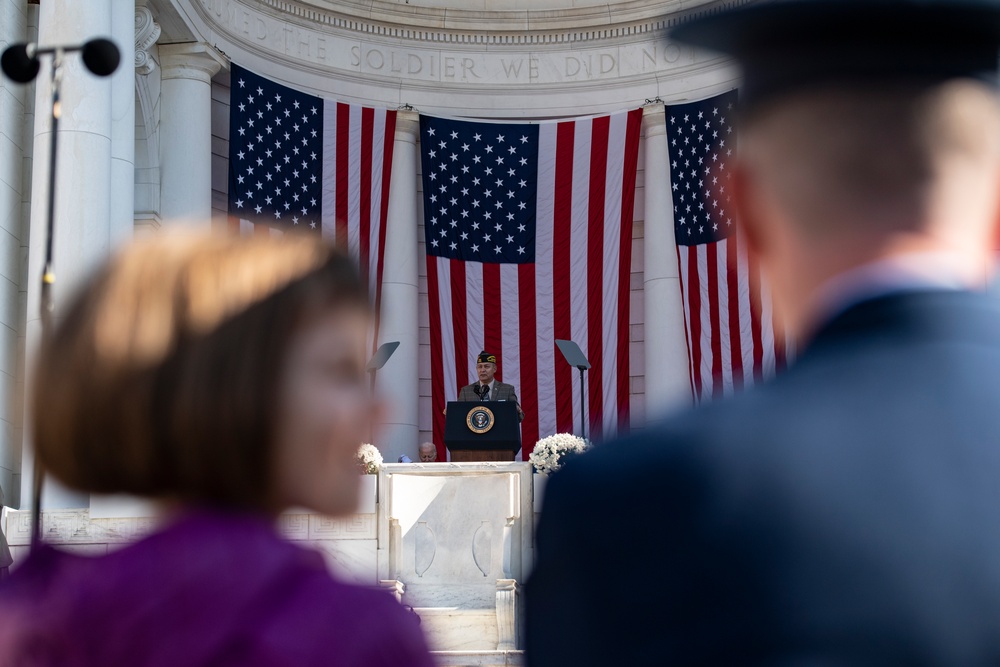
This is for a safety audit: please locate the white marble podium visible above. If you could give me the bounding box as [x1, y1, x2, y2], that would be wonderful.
[378, 462, 533, 655]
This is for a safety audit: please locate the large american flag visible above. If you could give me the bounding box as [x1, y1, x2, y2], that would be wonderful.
[227, 63, 396, 326]
[422, 109, 642, 458]
[667, 91, 790, 402]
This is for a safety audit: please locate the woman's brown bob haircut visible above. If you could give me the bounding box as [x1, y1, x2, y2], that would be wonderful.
[32, 233, 369, 511]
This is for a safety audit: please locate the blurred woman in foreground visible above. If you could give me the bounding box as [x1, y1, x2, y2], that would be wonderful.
[0, 233, 433, 666]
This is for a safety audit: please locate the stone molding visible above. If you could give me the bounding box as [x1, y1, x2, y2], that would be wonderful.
[159, 41, 227, 82]
[5, 508, 377, 546]
[135, 6, 162, 74]
[180, 0, 743, 98]
[4, 510, 160, 546]
[199, 0, 749, 45]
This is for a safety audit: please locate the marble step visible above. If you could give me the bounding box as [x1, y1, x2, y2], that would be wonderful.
[431, 650, 525, 666]
[415, 607, 500, 651]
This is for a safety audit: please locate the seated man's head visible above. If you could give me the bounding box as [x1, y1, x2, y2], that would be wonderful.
[476, 351, 497, 384]
[418, 442, 437, 462]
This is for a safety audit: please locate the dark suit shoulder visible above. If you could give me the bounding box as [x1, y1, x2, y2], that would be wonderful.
[557, 289, 1000, 519]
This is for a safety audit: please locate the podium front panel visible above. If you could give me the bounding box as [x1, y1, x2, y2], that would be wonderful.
[444, 401, 521, 454]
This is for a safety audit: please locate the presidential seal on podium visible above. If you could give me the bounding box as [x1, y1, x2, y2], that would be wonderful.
[466, 405, 495, 434]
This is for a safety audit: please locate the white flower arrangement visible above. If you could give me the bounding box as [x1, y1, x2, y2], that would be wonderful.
[356, 443, 383, 475]
[529, 433, 590, 475]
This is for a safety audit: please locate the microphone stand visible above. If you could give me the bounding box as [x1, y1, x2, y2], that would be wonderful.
[2, 38, 120, 551]
[30, 48, 65, 552]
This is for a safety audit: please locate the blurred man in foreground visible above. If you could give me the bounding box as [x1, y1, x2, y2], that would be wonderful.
[527, 1, 1000, 665]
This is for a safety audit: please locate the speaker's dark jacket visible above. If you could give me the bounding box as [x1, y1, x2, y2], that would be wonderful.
[527, 290, 1000, 666]
[457, 381, 524, 421]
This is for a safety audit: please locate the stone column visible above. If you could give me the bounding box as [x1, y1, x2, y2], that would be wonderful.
[108, 2, 137, 246]
[22, 0, 115, 509]
[642, 104, 692, 418]
[1, 0, 28, 507]
[374, 111, 420, 463]
[157, 43, 224, 227]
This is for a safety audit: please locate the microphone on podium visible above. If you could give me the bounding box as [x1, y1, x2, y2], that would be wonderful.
[474, 384, 488, 401]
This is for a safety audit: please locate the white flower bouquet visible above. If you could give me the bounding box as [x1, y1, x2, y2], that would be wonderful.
[356, 443, 383, 475]
[529, 433, 590, 475]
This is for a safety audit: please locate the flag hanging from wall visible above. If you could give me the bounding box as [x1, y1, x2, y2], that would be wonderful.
[226, 63, 396, 326]
[421, 109, 642, 459]
[666, 90, 791, 403]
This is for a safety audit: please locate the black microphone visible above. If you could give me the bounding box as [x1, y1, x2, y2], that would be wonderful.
[0, 44, 37, 83]
[476, 384, 490, 401]
[1, 38, 120, 83]
[81, 39, 121, 77]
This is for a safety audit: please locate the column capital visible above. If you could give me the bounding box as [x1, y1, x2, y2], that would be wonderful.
[641, 103, 667, 137]
[394, 109, 420, 140]
[159, 42, 227, 83]
[134, 6, 161, 75]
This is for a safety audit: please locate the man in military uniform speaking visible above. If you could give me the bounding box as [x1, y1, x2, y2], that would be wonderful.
[457, 351, 524, 422]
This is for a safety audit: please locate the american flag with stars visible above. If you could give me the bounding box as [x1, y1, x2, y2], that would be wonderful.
[227, 64, 397, 340]
[423, 121, 537, 264]
[227, 64, 324, 233]
[422, 110, 642, 458]
[666, 90, 790, 402]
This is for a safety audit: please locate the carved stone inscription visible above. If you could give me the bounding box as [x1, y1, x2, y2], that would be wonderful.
[203, 0, 696, 85]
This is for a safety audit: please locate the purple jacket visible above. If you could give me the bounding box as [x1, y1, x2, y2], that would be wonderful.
[0, 509, 433, 666]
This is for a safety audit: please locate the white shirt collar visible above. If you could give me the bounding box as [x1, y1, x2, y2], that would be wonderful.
[810, 251, 975, 332]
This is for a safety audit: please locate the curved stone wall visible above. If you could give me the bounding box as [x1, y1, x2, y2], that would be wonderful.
[173, 0, 744, 116]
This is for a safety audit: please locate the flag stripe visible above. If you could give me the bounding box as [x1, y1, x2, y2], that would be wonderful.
[720, 238, 736, 394]
[372, 112, 396, 349]
[334, 103, 350, 248]
[586, 116, 608, 437]
[518, 263, 540, 449]
[600, 116, 622, 436]
[706, 243, 723, 398]
[499, 263, 520, 398]
[726, 233, 744, 391]
[553, 122, 576, 434]
[359, 107, 374, 296]
[681, 245, 703, 399]
[451, 259, 469, 398]
[569, 121, 591, 436]
[427, 257, 447, 462]
[467, 264, 486, 386]
[534, 126, 559, 446]
[748, 249, 765, 382]
[484, 262, 503, 367]
[736, 239, 755, 387]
